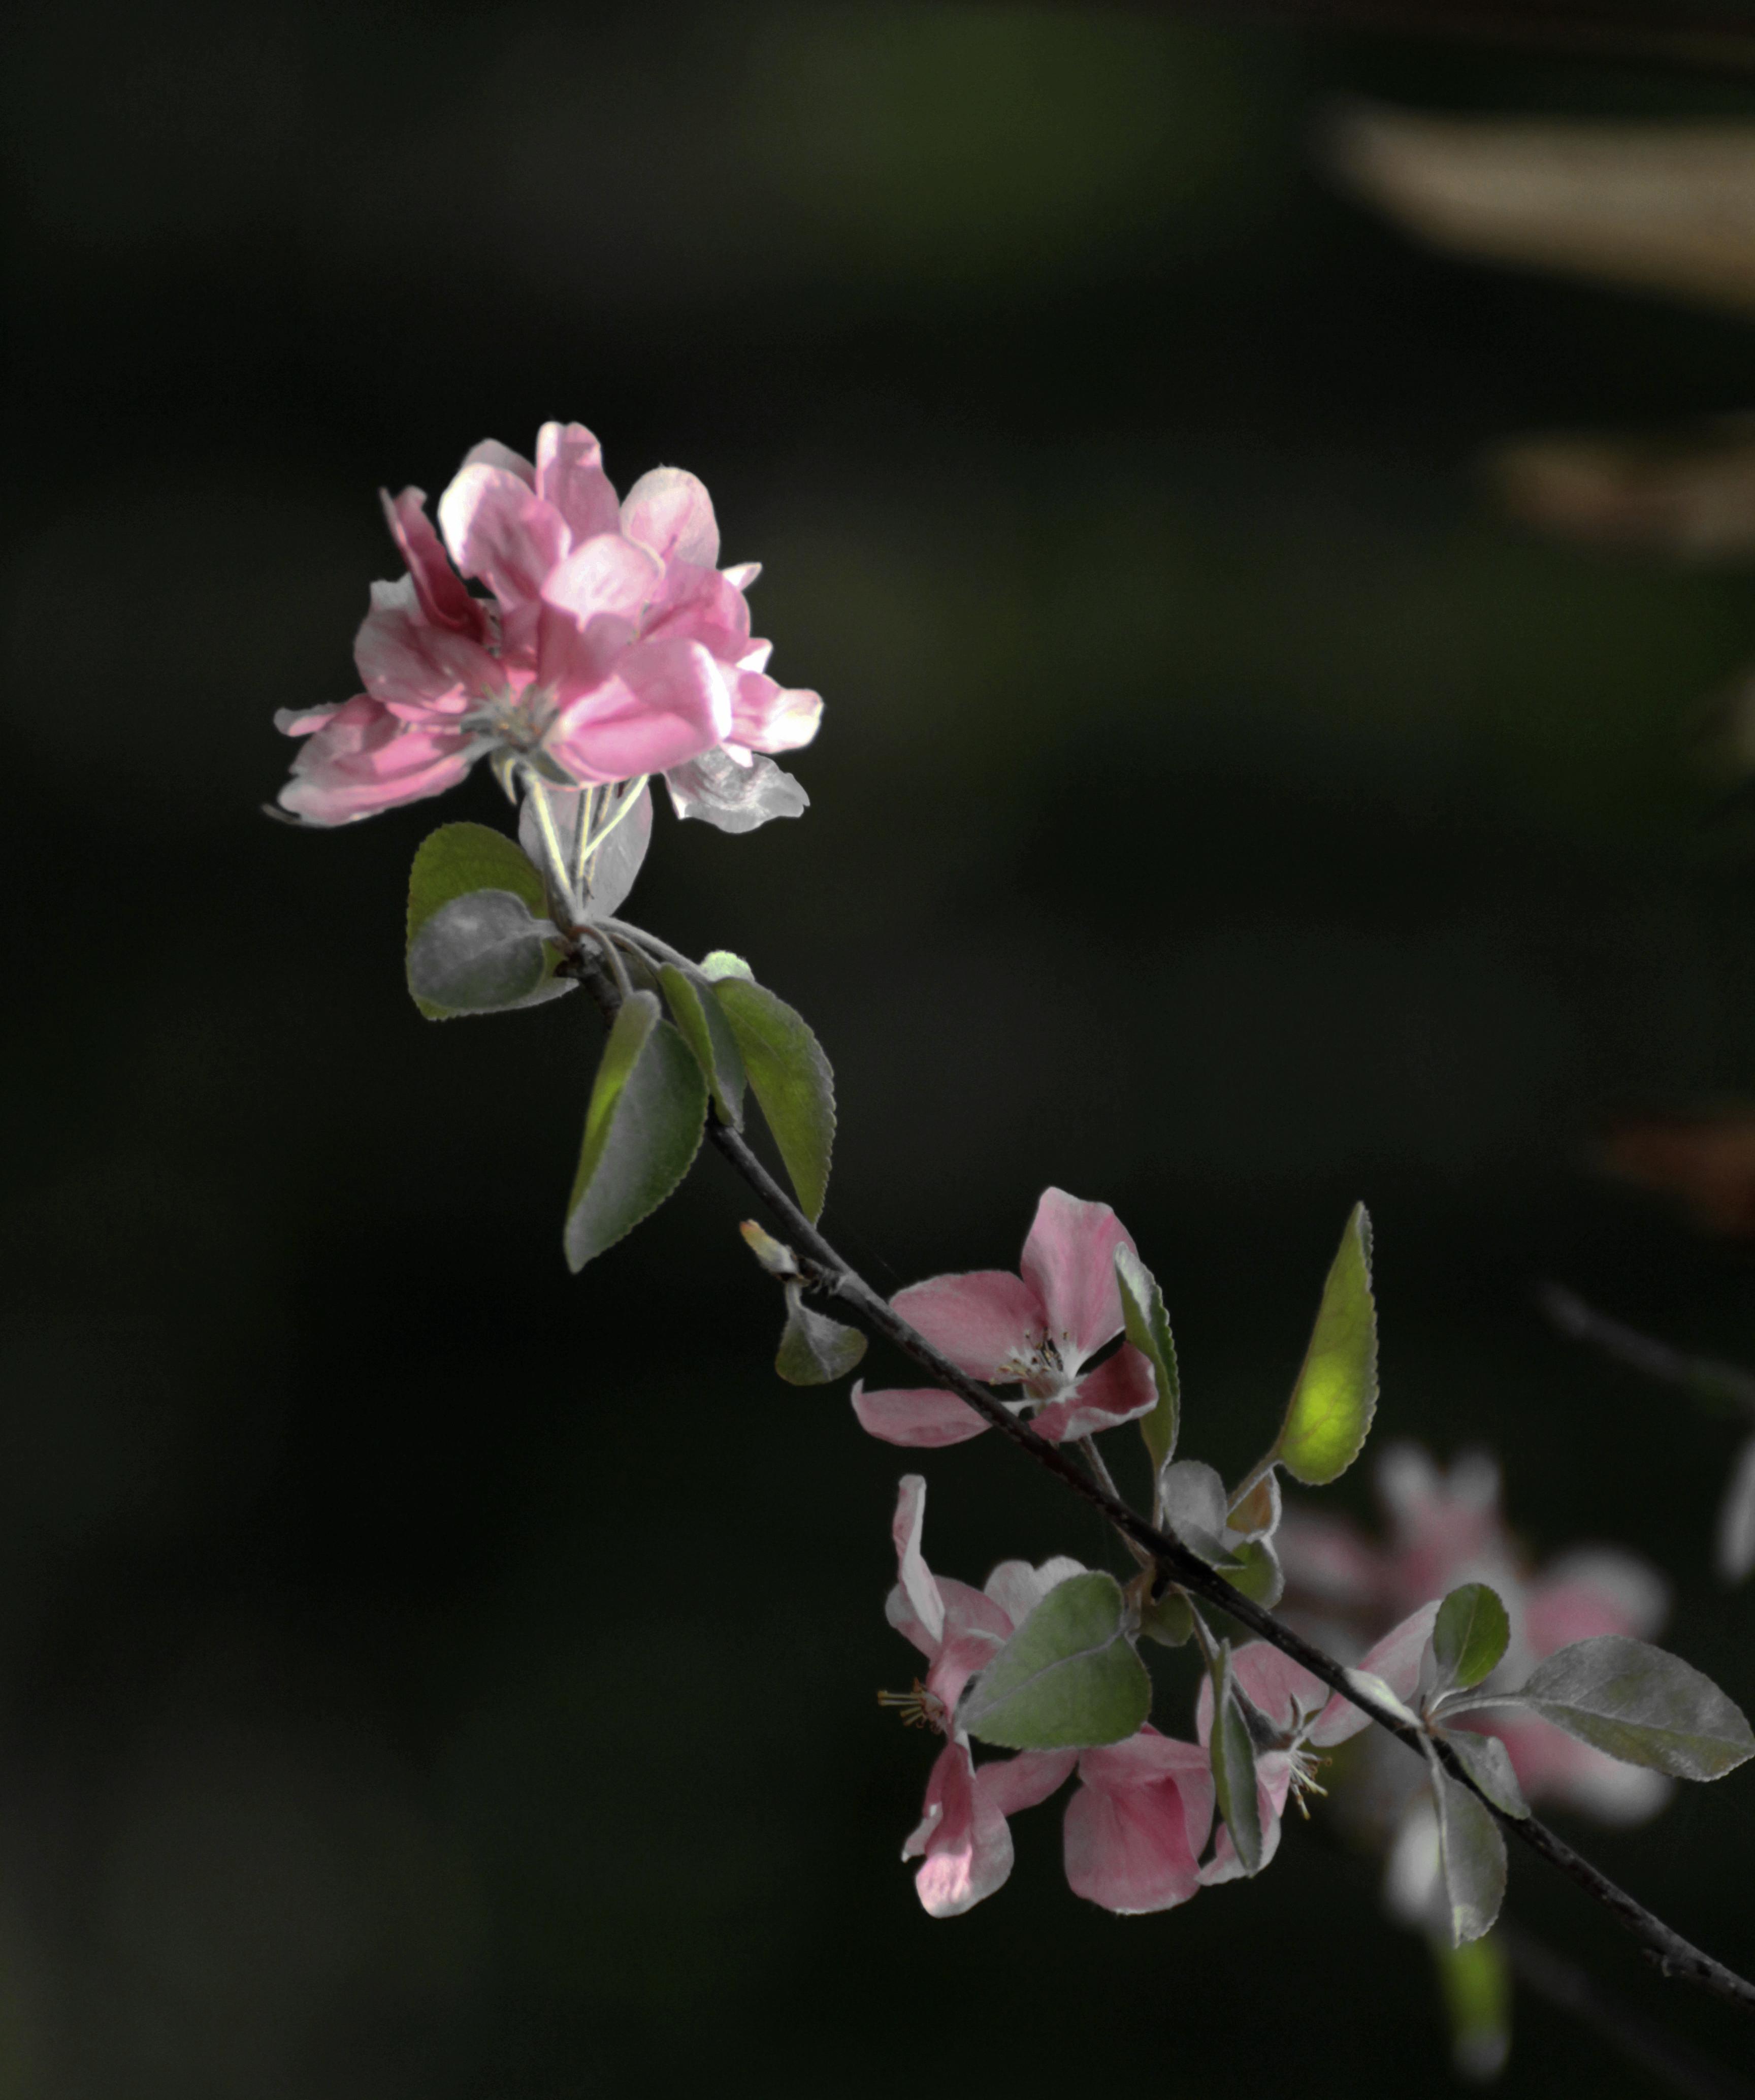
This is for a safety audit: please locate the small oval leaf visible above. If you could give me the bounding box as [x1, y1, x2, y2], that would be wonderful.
[1433, 1584, 1511, 1695]
[1442, 1729, 1528, 1819]
[1275, 1203, 1378, 1485]
[958, 1572, 1151, 1751]
[1516, 1635, 1755, 1780]
[775, 1282, 868, 1385]
[711, 976, 835, 1222]
[564, 992, 708, 1271]
[407, 821, 570, 1019]
[407, 889, 549, 1014]
[1115, 1246, 1180, 1472]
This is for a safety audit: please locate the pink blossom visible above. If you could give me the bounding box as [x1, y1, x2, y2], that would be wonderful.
[276, 424, 821, 828]
[1278, 1442, 1670, 1824]
[1192, 1602, 1441, 1883]
[852, 1190, 1158, 1448]
[883, 1476, 1079, 1916]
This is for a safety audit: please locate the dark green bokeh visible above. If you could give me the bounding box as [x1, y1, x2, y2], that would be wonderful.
[8, 4, 1755, 2092]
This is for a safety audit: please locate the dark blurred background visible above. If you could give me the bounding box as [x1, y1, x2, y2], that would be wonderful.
[12, 2, 1755, 2093]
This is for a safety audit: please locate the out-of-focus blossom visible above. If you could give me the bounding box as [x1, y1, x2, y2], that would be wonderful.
[852, 1190, 1158, 1448]
[276, 424, 821, 828]
[1192, 1601, 1441, 1884]
[883, 1476, 1080, 1917]
[1279, 1442, 1670, 1826]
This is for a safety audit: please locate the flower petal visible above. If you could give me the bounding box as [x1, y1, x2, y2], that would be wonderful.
[459, 437, 535, 483]
[622, 466, 721, 568]
[1019, 1189, 1136, 1363]
[889, 1270, 1045, 1379]
[535, 422, 621, 543]
[729, 670, 823, 754]
[545, 637, 730, 785]
[1526, 1551, 1669, 1650]
[438, 463, 569, 611]
[890, 1474, 944, 1650]
[1195, 1643, 1328, 1745]
[977, 1748, 1078, 1819]
[904, 1742, 1015, 1919]
[354, 578, 498, 718]
[1064, 1734, 1213, 1914]
[1032, 1344, 1157, 1443]
[665, 749, 808, 833]
[851, 1383, 989, 1448]
[380, 487, 488, 639]
[1310, 1598, 1441, 1746]
[1199, 1753, 1293, 1886]
[276, 696, 477, 825]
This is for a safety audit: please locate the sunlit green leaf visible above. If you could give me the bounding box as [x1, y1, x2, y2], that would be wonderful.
[1115, 1246, 1179, 1472]
[958, 1572, 1151, 1751]
[658, 963, 747, 1128]
[699, 950, 755, 983]
[1433, 1584, 1511, 1696]
[564, 991, 708, 1271]
[1429, 1932, 1511, 2082]
[711, 977, 835, 1222]
[774, 1282, 868, 1385]
[1274, 1203, 1377, 1485]
[406, 822, 570, 1020]
[1209, 1645, 1264, 1875]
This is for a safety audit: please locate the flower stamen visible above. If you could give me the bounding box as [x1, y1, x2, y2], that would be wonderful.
[877, 1680, 948, 1733]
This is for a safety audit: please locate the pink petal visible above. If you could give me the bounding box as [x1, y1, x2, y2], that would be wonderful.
[641, 562, 754, 662]
[353, 578, 499, 718]
[379, 487, 487, 639]
[460, 437, 535, 483]
[723, 560, 762, 590]
[851, 1383, 990, 1449]
[1019, 1189, 1136, 1364]
[889, 1474, 943, 1650]
[544, 637, 730, 785]
[904, 1742, 1016, 1918]
[977, 1749, 1077, 1820]
[1064, 1734, 1213, 1914]
[437, 463, 568, 612]
[729, 670, 823, 754]
[621, 465, 721, 569]
[542, 533, 663, 632]
[1033, 1344, 1156, 1443]
[1273, 1506, 1384, 1609]
[889, 1271, 1044, 1379]
[535, 422, 621, 543]
[1310, 1599, 1441, 1746]
[275, 695, 477, 825]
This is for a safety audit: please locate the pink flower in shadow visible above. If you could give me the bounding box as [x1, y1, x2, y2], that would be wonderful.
[852, 1190, 1157, 1449]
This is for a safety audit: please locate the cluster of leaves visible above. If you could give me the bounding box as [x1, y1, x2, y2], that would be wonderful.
[404, 821, 836, 1270]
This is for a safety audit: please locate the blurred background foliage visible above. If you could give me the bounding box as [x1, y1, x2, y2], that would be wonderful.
[10, 1, 1755, 2093]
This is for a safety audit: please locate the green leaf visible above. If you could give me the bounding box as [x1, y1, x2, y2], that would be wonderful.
[406, 822, 568, 1020]
[1429, 1933, 1511, 2082]
[658, 964, 747, 1128]
[563, 991, 708, 1271]
[775, 1282, 868, 1385]
[1273, 1203, 1377, 1485]
[958, 1572, 1151, 1751]
[1139, 1588, 1193, 1648]
[1443, 1730, 1528, 1819]
[1433, 1584, 1511, 1696]
[1209, 1645, 1264, 1875]
[406, 890, 549, 1014]
[1514, 1636, 1754, 1780]
[711, 977, 835, 1222]
[1223, 1537, 1285, 1610]
[1115, 1246, 1179, 1472]
[1429, 1753, 1506, 1946]
[699, 950, 755, 982]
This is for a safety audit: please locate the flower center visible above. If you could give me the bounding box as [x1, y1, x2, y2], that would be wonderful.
[1286, 1745, 1329, 1817]
[877, 1680, 949, 1734]
[996, 1329, 1071, 1400]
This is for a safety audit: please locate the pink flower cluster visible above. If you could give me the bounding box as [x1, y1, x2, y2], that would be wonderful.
[852, 1190, 1158, 1449]
[1278, 1442, 1672, 1825]
[885, 1476, 1440, 1917]
[276, 423, 820, 827]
